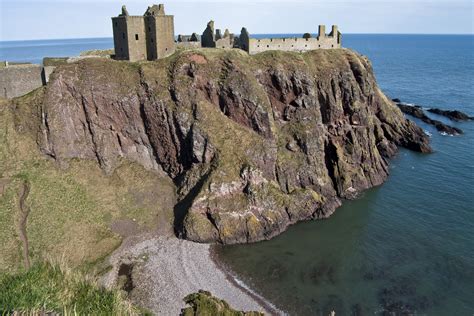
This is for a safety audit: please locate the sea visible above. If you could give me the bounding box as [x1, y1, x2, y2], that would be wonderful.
[1, 34, 473, 315]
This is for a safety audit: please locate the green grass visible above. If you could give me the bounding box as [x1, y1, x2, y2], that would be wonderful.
[182, 290, 264, 316]
[0, 260, 141, 315]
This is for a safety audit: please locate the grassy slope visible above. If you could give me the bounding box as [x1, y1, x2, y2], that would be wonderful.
[0, 260, 141, 315]
[0, 92, 176, 273]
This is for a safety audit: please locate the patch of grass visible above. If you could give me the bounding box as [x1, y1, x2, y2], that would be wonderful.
[79, 49, 114, 57]
[0, 259, 141, 315]
[181, 290, 264, 316]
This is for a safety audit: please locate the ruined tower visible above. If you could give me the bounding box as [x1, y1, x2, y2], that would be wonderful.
[112, 4, 175, 61]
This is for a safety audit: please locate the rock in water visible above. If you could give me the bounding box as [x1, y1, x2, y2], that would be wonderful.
[427, 108, 474, 122]
[17, 49, 431, 244]
[396, 103, 463, 135]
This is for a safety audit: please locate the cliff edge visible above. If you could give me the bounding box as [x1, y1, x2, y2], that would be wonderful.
[15, 48, 430, 244]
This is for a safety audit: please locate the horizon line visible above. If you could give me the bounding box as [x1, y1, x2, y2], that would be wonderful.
[1, 32, 473, 42]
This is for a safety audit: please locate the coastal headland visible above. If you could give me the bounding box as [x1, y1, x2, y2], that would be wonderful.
[1, 47, 431, 313]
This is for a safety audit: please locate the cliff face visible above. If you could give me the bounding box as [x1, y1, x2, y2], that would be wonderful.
[29, 48, 430, 244]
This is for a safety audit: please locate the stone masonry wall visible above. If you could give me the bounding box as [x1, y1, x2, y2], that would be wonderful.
[176, 42, 201, 49]
[112, 6, 175, 61]
[125, 17, 147, 62]
[0, 65, 43, 99]
[152, 15, 176, 58]
[247, 35, 340, 55]
[112, 17, 130, 60]
[215, 37, 234, 49]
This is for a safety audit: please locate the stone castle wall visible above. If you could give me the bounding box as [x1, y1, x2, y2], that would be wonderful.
[0, 57, 95, 99]
[112, 17, 130, 60]
[176, 41, 201, 49]
[247, 36, 339, 54]
[114, 16, 147, 62]
[0, 64, 43, 99]
[201, 21, 235, 49]
[239, 25, 341, 55]
[149, 15, 175, 59]
[215, 36, 234, 49]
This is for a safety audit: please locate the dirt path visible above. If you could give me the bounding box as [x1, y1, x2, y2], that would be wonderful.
[18, 180, 31, 269]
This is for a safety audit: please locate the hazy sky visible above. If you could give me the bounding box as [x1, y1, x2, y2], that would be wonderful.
[0, 0, 472, 41]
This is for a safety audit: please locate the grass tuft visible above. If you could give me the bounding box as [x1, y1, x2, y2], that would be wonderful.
[0, 258, 140, 315]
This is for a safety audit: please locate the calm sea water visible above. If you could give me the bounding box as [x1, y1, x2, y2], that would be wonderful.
[0, 38, 113, 64]
[1, 35, 473, 315]
[218, 35, 474, 316]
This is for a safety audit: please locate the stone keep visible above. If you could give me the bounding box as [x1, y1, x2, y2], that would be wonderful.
[112, 4, 175, 61]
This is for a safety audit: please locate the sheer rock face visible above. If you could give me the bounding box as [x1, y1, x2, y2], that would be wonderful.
[32, 49, 430, 244]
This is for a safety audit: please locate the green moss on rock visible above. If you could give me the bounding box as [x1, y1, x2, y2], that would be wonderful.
[181, 290, 264, 316]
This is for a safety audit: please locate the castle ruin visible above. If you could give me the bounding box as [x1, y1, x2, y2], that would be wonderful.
[112, 4, 175, 61]
[240, 25, 342, 54]
[113, 4, 342, 61]
[201, 21, 236, 49]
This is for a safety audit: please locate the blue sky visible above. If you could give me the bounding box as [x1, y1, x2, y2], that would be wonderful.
[0, 0, 472, 41]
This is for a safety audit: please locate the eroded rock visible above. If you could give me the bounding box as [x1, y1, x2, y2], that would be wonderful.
[16, 49, 431, 244]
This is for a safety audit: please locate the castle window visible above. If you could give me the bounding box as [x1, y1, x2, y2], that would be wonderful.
[267, 45, 269, 48]
[122, 33, 125, 39]
[149, 26, 151, 31]
[306, 38, 309, 41]
[115, 22, 118, 27]
[135, 34, 139, 40]
[319, 45, 321, 48]
[165, 48, 168, 51]
[257, 45, 260, 48]
[292, 45, 294, 47]
[332, 44, 334, 48]
[305, 45, 308, 47]
[151, 38, 154, 43]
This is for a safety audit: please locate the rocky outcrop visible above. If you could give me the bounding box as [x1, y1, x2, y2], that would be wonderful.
[396, 103, 463, 135]
[18, 48, 430, 244]
[181, 290, 264, 316]
[427, 108, 473, 122]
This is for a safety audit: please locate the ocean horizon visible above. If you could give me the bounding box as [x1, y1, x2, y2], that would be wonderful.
[1, 34, 473, 65]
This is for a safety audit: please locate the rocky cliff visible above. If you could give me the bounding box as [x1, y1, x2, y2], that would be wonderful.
[16, 48, 430, 244]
